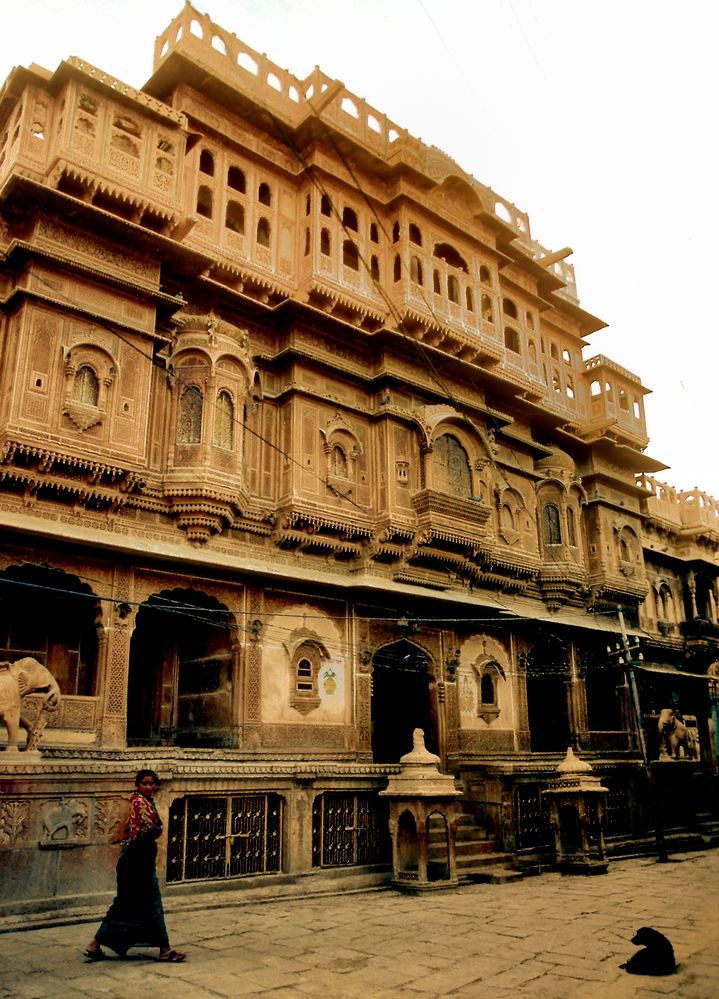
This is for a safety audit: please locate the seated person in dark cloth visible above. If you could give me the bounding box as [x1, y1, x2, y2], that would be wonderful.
[84, 769, 186, 963]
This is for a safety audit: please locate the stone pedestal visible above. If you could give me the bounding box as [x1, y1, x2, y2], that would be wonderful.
[380, 728, 462, 893]
[542, 747, 609, 875]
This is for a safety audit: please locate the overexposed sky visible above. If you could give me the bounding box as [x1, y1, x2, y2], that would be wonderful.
[2, 0, 717, 498]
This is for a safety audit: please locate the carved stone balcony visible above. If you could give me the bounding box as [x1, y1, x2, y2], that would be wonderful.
[411, 489, 491, 548]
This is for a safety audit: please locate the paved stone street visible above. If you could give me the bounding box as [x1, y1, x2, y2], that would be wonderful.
[1, 850, 718, 999]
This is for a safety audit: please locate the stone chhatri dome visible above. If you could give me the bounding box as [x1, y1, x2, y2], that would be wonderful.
[534, 447, 576, 478]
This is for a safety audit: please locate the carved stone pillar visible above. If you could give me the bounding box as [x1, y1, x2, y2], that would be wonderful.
[565, 646, 589, 751]
[243, 588, 263, 749]
[356, 649, 373, 762]
[99, 577, 135, 748]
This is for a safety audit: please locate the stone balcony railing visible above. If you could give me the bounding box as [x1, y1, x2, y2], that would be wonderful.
[678, 488, 719, 534]
[637, 476, 719, 536]
[150, 2, 577, 303]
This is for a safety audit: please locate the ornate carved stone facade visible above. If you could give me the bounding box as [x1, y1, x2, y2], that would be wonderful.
[0, 4, 717, 910]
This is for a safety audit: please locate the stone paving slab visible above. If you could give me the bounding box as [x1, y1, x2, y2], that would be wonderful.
[0, 851, 717, 997]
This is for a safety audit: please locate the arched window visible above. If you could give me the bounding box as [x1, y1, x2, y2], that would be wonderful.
[433, 243, 468, 272]
[504, 327, 520, 353]
[227, 165, 245, 192]
[196, 185, 213, 218]
[213, 390, 234, 449]
[392, 221, 400, 243]
[199, 149, 215, 175]
[256, 216, 270, 247]
[290, 640, 324, 714]
[433, 269, 441, 294]
[370, 222, 379, 243]
[258, 181, 272, 206]
[332, 445, 348, 478]
[658, 584, 674, 622]
[321, 193, 331, 216]
[409, 223, 422, 246]
[480, 672, 495, 705]
[225, 200, 244, 234]
[410, 255, 423, 285]
[479, 264, 491, 284]
[73, 365, 99, 406]
[481, 294, 494, 323]
[296, 657, 313, 690]
[304, 228, 310, 255]
[433, 434, 472, 498]
[370, 255, 380, 281]
[543, 504, 562, 545]
[475, 661, 502, 722]
[393, 254, 401, 282]
[305, 193, 311, 215]
[447, 274, 459, 303]
[343, 239, 359, 270]
[567, 506, 577, 546]
[501, 503, 515, 531]
[320, 227, 331, 255]
[178, 386, 203, 444]
[466, 287, 474, 312]
[503, 298, 518, 319]
[342, 206, 358, 231]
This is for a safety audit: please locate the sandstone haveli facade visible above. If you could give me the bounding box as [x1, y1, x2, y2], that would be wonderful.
[0, 4, 717, 909]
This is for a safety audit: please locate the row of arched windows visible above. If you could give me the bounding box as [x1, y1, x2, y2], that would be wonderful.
[199, 150, 271, 206]
[178, 386, 235, 449]
[542, 503, 578, 547]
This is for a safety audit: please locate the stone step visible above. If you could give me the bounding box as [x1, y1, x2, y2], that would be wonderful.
[463, 867, 526, 885]
[455, 850, 515, 871]
[453, 838, 500, 858]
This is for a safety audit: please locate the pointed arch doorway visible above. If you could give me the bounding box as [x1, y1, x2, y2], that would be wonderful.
[371, 640, 438, 763]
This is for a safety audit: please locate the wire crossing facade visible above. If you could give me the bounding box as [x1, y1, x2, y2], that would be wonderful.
[0, 4, 717, 910]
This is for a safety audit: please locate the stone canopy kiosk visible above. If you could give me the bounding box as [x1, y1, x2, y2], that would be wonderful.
[380, 729, 462, 892]
[542, 748, 609, 875]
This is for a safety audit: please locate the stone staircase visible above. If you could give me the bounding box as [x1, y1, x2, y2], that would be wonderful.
[429, 811, 527, 884]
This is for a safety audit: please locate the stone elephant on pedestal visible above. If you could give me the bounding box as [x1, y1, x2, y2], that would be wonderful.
[0, 657, 61, 752]
[657, 707, 698, 760]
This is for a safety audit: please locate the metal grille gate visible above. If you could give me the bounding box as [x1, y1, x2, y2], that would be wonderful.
[515, 783, 552, 850]
[167, 794, 282, 883]
[311, 792, 389, 867]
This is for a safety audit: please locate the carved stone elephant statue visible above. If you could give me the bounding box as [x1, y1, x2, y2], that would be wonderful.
[657, 707, 697, 760]
[0, 657, 61, 753]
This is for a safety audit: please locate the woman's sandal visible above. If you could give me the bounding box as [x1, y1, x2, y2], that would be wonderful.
[83, 948, 107, 961]
[159, 949, 186, 963]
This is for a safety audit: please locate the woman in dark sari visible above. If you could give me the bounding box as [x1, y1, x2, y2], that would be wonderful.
[84, 769, 185, 962]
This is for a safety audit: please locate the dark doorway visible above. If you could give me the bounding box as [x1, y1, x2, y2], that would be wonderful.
[371, 640, 437, 763]
[0, 563, 98, 695]
[127, 588, 233, 747]
[525, 638, 570, 752]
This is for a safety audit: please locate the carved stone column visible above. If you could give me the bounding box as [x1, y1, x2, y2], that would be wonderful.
[565, 645, 589, 751]
[356, 649, 373, 761]
[99, 569, 135, 747]
[243, 588, 263, 749]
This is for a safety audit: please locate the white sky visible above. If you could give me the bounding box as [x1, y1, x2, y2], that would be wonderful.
[2, 0, 718, 498]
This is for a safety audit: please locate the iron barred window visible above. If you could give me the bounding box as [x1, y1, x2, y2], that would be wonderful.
[167, 794, 282, 883]
[311, 792, 390, 868]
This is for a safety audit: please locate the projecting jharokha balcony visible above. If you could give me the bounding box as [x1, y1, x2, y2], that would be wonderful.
[412, 489, 491, 541]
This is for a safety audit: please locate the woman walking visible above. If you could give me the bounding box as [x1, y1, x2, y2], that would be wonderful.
[84, 769, 185, 962]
